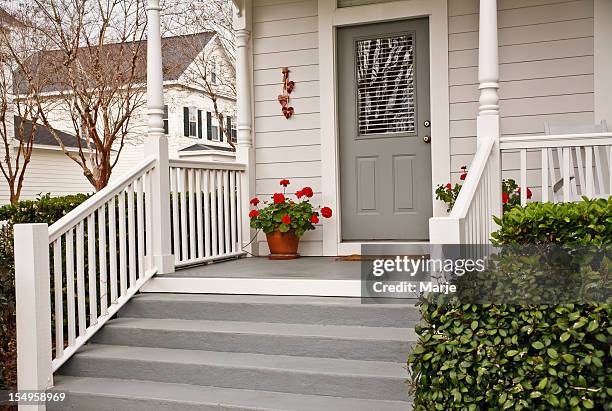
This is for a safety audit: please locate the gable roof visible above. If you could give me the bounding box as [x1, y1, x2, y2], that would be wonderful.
[14, 116, 84, 149]
[15, 31, 216, 94]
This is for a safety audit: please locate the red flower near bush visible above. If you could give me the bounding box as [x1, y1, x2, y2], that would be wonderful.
[249, 209, 259, 219]
[310, 214, 319, 224]
[280, 179, 290, 187]
[296, 190, 304, 199]
[301, 187, 314, 198]
[281, 214, 291, 224]
[446, 183, 452, 190]
[518, 187, 533, 199]
[502, 192, 509, 204]
[273, 193, 285, 204]
[321, 207, 332, 218]
[250, 197, 260, 206]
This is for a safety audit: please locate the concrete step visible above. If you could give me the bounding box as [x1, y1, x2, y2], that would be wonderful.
[57, 344, 409, 401]
[120, 293, 420, 328]
[92, 317, 417, 362]
[49, 376, 412, 411]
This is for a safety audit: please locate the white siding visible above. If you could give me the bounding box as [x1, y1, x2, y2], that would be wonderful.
[253, 0, 322, 255]
[448, 0, 595, 185]
[0, 148, 93, 204]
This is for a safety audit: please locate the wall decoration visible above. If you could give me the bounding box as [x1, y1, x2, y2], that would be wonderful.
[278, 67, 295, 119]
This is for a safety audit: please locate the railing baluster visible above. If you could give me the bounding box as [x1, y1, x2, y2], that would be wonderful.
[76, 221, 86, 336]
[520, 149, 527, 206]
[171, 167, 180, 262]
[108, 199, 118, 304]
[118, 190, 128, 295]
[562, 147, 571, 202]
[230, 171, 237, 252]
[53, 239, 63, 359]
[574, 147, 585, 196]
[87, 214, 97, 325]
[196, 170, 204, 258]
[217, 170, 225, 254]
[66, 230, 76, 346]
[189, 169, 196, 260]
[127, 183, 136, 288]
[98, 206, 108, 315]
[608, 146, 612, 194]
[203, 170, 211, 258]
[541, 149, 549, 202]
[136, 176, 145, 278]
[223, 170, 231, 253]
[210, 170, 218, 256]
[180, 168, 188, 261]
[593, 146, 605, 195]
[585, 146, 593, 198]
[145, 170, 153, 261]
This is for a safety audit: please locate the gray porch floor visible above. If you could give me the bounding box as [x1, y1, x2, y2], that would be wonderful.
[163, 257, 362, 280]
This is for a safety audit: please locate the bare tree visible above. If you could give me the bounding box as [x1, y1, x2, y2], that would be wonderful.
[166, 0, 236, 146]
[9, 0, 148, 191]
[0, 8, 48, 204]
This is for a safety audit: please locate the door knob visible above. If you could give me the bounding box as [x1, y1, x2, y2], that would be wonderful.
[423, 135, 431, 143]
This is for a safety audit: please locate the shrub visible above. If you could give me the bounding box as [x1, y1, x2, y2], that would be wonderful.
[0, 194, 89, 392]
[408, 198, 612, 410]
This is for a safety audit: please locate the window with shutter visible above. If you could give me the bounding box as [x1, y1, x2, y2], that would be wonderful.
[183, 107, 189, 136]
[355, 33, 416, 136]
[197, 110, 203, 139]
[206, 111, 213, 140]
[163, 105, 169, 135]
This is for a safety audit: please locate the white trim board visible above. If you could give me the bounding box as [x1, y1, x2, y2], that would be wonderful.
[594, 0, 612, 125]
[141, 277, 362, 297]
[318, 0, 450, 256]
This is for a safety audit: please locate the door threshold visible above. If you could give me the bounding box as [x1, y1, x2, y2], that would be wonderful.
[337, 241, 430, 256]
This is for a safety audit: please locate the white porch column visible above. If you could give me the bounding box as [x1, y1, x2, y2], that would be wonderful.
[144, 0, 174, 273]
[477, 0, 503, 220]
[15, 224, 52, 411]
[235, 2, 257, 255]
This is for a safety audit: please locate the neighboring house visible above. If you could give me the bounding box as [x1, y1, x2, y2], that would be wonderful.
[0, 116, 94, 203]
[3, 31, 237, 203]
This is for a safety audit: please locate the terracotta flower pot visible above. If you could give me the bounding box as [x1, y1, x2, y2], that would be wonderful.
[266, 229, 300, 260]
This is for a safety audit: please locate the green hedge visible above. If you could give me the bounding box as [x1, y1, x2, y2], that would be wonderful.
[0, 194, 89, 391]
[408, 198, 612, 410]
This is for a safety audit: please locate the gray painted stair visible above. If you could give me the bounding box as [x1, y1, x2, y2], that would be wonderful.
[52, 293, 417, 410]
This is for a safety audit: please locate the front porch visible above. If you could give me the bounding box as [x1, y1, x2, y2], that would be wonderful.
[12, 0, 612, 408]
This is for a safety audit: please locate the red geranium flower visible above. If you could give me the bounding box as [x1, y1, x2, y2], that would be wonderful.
[250, 197, 260, 206]
[446, 183, 452, 190]
[280, 179, 290, 187]
[502, 192, 509, 204]
[301, 187, 314, 198]
[310, 214, 319, 224]
[460, 173, 467, 181]
[281, 214, 291, 224]
[527, 188, 533, 199]
[296, 190, 304, 199]
[273, 193, 285, 204]
[321, 207, 332, 218]
[249, 209, 259, 219]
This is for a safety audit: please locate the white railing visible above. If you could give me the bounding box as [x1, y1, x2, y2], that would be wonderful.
[430, 136, 502, 244]
[15, 157, 162, 398]
[169, 159, 247, 267]
[500, 132, 612, 205]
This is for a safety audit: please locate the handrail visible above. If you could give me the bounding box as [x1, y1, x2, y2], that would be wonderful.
[49, 157, 156, 242]
[169, 159, 246, 171]
[500, 132, 612, 150]
[450, 136, 496, 219]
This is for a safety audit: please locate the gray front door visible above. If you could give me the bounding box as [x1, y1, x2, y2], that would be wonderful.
[338, 18, 432, 241]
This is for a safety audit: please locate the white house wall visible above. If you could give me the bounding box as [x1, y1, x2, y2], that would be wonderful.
[252, 0, 323, 256]
[250, 0, 598, 253]
[448, 0, 595, 195]
[0, 148, 94, 204]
